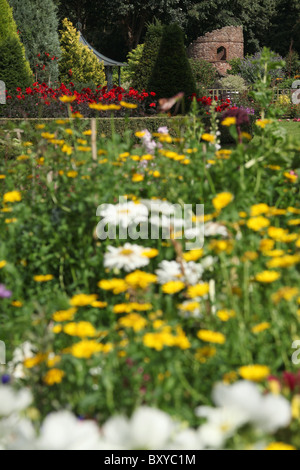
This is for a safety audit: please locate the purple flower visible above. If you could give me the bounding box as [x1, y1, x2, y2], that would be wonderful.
[1, 375, 10, 385]
[222, 108, 250, 126]
[0, 284, 12, 299]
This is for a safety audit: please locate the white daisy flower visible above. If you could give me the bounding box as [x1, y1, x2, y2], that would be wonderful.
[156, 260, 204, 285]
[97, 201, 148, 228]
[104, 243, 151, 272]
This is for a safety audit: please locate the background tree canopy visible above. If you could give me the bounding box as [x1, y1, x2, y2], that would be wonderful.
[52, 0, 300, 61]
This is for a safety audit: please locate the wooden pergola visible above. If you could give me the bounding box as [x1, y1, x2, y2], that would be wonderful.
[79, 32, 127, 90]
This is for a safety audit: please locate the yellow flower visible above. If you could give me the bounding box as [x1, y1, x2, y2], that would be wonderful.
[256, 119, 272, 129]
[268, 227, 288, 241]
[250, 203, 270, 217]
[247, 216, 270, 232]
[288, 219, 300, 226]
[43, 369, 65, 386]
[195, 346, 217, 363]
[5, 218, 18, 224]
[201, 133, 215, 142]
[118, 313, 147, 332]
[70, 294, 98, 307]
[288, 207, 300, 215]
[142, 248, 159, 258]
[0, 175, 6, 179]
[24, 353, 47, 369]
[212, 192, 234, 211]
[265, 442, 296, 451]
[252, 322, 271, 334]
[264, 250, 285, 258]
[162, 281, 185, 294]
[120, 101, 138, 109]
[71, 340, 104, 359]
[3, 191, 22, 203]
[64, 322, 97, 338]
[135, 131, 146, 138]
[188, 283, 210, 299]
[292, 395, 300, 420]
[61, 144, 73, 155]
[239, 364, 271, 382]
[272, 287, 299, 304]
[59, 95, 77, 103]
[132, 174, 144, 183]
[91, 301, 108, 308]
[113, 304, 132, 314]
[217, 309, 236, 322]
[33, 275, 54, 283]
[242, 251, 259, 262]
[197, 330, 226, 345]
[284, 172, 298, 183]
[210, 240, 234, 254]
[0, 261, 7, 269]
[259, 239, 275, 252]
[125, 271, 157, 290]
[47, 355, 61, 368]
[52, 308, 77, 322]
[98, 279, 128, 294]
[53, 325, 63, 334]
[67, 171, 78, 178]
[267, 255, 300, 269]
[11, 301, 23, 307]
[183, 249, 204, 262]
[255, 271, 281, 283]
[222, 117, 237, 126]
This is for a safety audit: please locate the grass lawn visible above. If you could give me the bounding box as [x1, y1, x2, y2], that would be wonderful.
[279, 120, 300, 139]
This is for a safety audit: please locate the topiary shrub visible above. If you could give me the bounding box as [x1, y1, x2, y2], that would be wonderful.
[148, 23, 196, 110]
[131, 20, 164, 92]
[59, 18, 106, 87]
[0, 0, 32, 92]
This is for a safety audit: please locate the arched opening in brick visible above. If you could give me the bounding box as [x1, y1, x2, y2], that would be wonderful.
[217, 46, 227, 61]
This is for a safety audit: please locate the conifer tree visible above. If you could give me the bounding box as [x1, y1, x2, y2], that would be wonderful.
[0, 0, 32, 92]
[59, 19, 106, 86]
[9, 0, 61, 84]
[148, 24, 196, 108]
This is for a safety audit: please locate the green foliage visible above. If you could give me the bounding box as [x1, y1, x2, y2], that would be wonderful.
[148, 24, 196, 108]
[0, 0, 32, 92]
[284, 50, 300, 78]
[59, 18, 106, 86]
[9, 0, 61, 84]
[250, 47, 286, 119]
[131, 21, 164, 91]
[189, 58, 218, 89]
[228, 58, 242, 76]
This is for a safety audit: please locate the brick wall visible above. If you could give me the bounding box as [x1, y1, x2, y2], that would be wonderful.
[188, 26, 244, 76]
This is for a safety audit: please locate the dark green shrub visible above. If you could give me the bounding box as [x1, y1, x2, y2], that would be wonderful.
[0, 0, 32, 92]
[148, 24, 196, 109]
[0, 36, 32, 91]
